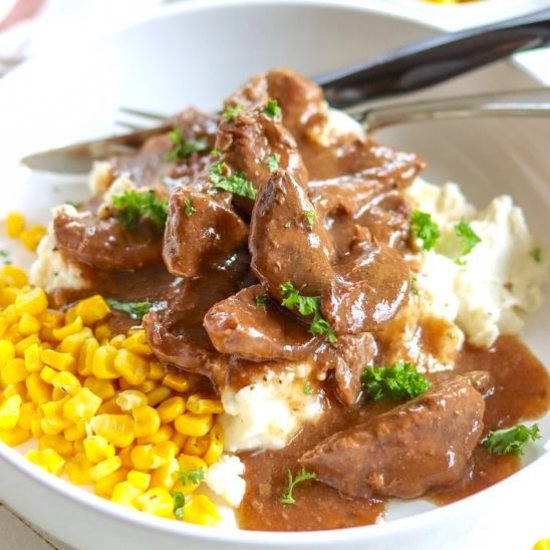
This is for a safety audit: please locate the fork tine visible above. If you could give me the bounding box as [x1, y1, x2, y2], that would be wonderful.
[115, 120, 151, 131]
[118, 106, 168, 121]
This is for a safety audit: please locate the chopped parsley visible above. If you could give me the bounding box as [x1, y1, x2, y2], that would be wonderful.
[305, 211, 315, 227]
[263, 99, 282, 119]
[222, 104, 243, 122]
[410, 275, 419, 295]
[283, 221, 292, 229]
[410, 210, 440, 251]
[303, 383, 314, 395]
[209, 161, 257, 200]
[106, 299, 165, 320]
[172, 491, 185, 519]
[530, 247, 542, 263]
[280, 468, 316, 505]
[483, 424, 541, 456]
[361, 361, 431, 402]
[254, 294, 268, 307]
[177, 468, 206, 486]
[164, 129, 208, 161]
[280, 282, 336, 343]
[266, 153, 280, 172]
[211, 147, 221, 157]
[183, 197, 196, 217]
[454, 220, 481, 256]
[112, 190, 168, 230]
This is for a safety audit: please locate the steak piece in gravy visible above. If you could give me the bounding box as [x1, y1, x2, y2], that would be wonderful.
[163, 188, 248, 278]
[300, 375, 485, 499]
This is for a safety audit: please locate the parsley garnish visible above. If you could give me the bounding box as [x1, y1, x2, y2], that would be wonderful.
[530, 247, 542, 263]
[303, 383, 314, 395]
[112, 190, 167, 230]
[280, 282, 336, 343]
[211, 148, 221, 157]
[165, 129, 208, 161]
[410, 210, 440, 251]
[483, 424, 541, 456]
[454, 220, 481, 256]
[411, 275, 419, 295]
[263, 99, 282, 119]
[266, 153, 280, 172]
[305, 211, 315, 227]
[172, 491, 185, 519]
[183, 197, 196, 217]
[177, 468, 205, 486]
[254, 294, 268, 307]
[106, 299, 165, 320]
[361, 361, 431, 402]
[209, 161, 256, 199]
[222, 104, 243, 122]
[283, 221, 292, 228]
[280, 468, 316, 505]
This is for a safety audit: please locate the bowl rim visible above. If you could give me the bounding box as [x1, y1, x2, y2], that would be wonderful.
[0, 0, 548, 544]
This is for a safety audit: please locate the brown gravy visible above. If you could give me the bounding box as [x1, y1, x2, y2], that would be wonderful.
[238, 335, 550, 531]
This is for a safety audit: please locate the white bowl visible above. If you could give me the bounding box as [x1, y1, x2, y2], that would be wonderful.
[0, 1, 549, 549]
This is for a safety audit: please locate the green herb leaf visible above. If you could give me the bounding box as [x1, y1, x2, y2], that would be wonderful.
[172, 491, 185, 520]
[254, 294, 268, 307]
[303, 383, 314, 395]
[263, 99, 282, 119]
[106, 299, 165, 320]
[178, 468, 206, 486]
[165, 129, 209, 161]
[283, 221, 292, 229]
[483, 424, 541, 456]
[304, 211, 315, 228]
[410, 275, 419, 295]
[280, 282, 336, 343]
[454, 220, 481, 256]
[410, 210, 440, 251]
[211, 148, 221, 157]
[280, 468, 316, 505]
[112, 190, 168, 230]
[266, 153, 280, 172]
[209, 161, 257, 199]
[183, 197, 197, 217]
[222, 104, 243, 122]
[361, 361, 431, 402]
[530, 247, 542, 263]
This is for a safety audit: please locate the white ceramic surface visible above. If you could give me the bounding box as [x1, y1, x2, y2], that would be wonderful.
[0, 1, 549, 549]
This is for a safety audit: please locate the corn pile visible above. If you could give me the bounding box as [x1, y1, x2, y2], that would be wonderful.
[0, 221, 224, 526]
[6, 211, 47, 252]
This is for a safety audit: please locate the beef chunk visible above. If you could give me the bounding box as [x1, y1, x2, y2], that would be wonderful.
[300, 375, 485, 499]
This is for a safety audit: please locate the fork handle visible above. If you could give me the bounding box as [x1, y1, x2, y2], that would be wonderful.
[317, 8, 550, 110]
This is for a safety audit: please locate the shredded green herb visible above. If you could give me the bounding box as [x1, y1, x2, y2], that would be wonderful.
[280, 468, 316, 505]
[303, 383, 314, 395]
[283, 221, 292, 229]
[266, 153, 280, 172]
[183, 197, 197, 217]
[172, 491, 185, 519]
[263, 99, 282, 119]
[411, 275, 419, 295]
[209, 161, 256, 199]
[530, 247, 542, 263]
[178, 468, 206, 485]
[254, 295, 268, 307]
[410, 210, 440, 251]
[222, 104, 243, 122]
[165, 129, 208, 161]
[106, 299, 165, 320]
[304, 211, 315, 227]
[112, 190, 168, 230]
[211, 148, 221, 157]
[454, 220, 481, 256]
[483, 424, 541, 456]
[361, 361, 431, 402]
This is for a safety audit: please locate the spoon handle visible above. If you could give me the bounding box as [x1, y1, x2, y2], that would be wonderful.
[317, 8, 550, 110]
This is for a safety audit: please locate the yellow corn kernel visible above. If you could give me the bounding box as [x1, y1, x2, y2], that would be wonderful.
[26, 448, 66, 476]
[123, 332, 152, 356]
[63, 388, 102, 423]
[67, 295, 110, 326]
[64, 421, 86, 441]
[84, 435, 115, 463]
[77, 338, 99, 376]
[162, 372, 190, 393]
[177, 454, 207, 475]
[186, 393, 224, 415]
[133, 406, 161, 438]
[4, 324, 21, 345]
[14, 288, 48, 316]
[203, 424, 224, 466]
[150, 457, 180, 492]
[2, 382, 26, 400]
[183, 435, 209, 457]
[41, 348, 75, 372]
[14, 334, 40, 357]
[0, 265, 28, 287]
[157, 396, 185, 424]
[153, 441, 178, 462]
[174, 413, 213, 438]
[65, 454, 94, 485]
[30, 410, 43, 438]
[0, 288, 21, 309]
[19, 224, 47, 252]
[2, 358, 27, 385]
[0, 339, 15, 367]
[41, 398, 72, 435]
[52, 316, 83, 340]
[130, 444, 165, 471]
[118, 445, 134, 469]
[127, 470, 151, 492]
[0, 425, 30, 446]
[38, 434, 73, 458]
[17, 313, 41, 336]
[147, 361, 165, 380]
[90, 414, 135, 448]
[171, 432, 186, 452]
[84, 376, 114, 400]
[114, 349, 149, 386]
[116, 390, 148, 411]
[146, 386, 171, 407]
[0, 395, 22, 430]
[90, 455, 122, 482]
[51, 371, 81, 396]
[118, 378, 133, 391]
[73, 439, 85, 454]
[111, 481, 141, 508]
[18, 401, 35, 431]
[183, 495, 220, 526]
[136, 380, 156, 394]
[57, 328, 93, 355]
[135, 488, 174, 518]
[94, 323, 112, 342]
[92, 345, 118, 379]
[110, 335, 126, 349]
[94, 467, 128, 498]
[26, 372, 51, 404]
[533, 540, 550, 550]
[97, 396, 121, 415]
[6, 211, 26, 238]
[24, 343, 42, 372]
[137, 423, 173, 445]
[39, 365, 57, 384]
